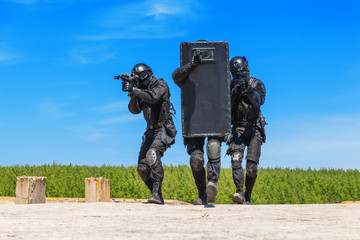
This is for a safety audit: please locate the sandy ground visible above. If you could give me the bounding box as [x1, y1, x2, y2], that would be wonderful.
[0, 200, 359, 240]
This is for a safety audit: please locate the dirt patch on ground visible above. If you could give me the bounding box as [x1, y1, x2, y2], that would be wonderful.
[0, 201, 359, 239]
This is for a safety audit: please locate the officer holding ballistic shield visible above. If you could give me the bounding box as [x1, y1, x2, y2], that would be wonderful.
[172, 41, 231, 204]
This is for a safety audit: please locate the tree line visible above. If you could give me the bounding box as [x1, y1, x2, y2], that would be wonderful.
[0, 164, 359, 204]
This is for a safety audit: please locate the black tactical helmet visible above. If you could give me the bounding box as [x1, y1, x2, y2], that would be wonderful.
[131, 63, 153, 80]
[230, 56, 249, 74]
[131, 63, 153, 88]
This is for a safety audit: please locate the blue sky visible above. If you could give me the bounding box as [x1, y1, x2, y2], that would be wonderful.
[1, 0, 359, 169]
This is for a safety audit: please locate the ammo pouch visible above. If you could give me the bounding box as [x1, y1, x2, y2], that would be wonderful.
[165, 120, 177, 138]
[160, 120, 177, 146]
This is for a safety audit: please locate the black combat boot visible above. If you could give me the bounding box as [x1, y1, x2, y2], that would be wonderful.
[232, 187, 245, 204]
[193, 189, 207, 205]
[148, 182, 164, 205]
[232, 167, 245, 204]
[192, 168, 207, 205]
[206, 181, 218, 203]
[244, 174, 256, 205]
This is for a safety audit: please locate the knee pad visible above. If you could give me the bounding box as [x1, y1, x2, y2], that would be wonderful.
[146, 148, 158, 168]
[231, 151, 243, 169]
[246, 138, 262, 164]
[190, 150, 204, 172]
[246, 161, 258, 178]
[137, 163, 149, 182]
[206, 139, 221, 160]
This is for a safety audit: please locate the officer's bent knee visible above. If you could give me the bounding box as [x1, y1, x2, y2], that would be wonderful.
[206, 139, 221, 160]
[231, 151, 243, 169]
[146, 148, 158, 168]
[190, 151, 204, 171]
[246, 161, 258, 178]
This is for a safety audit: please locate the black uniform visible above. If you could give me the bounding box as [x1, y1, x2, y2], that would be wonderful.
[128, 76, 176, 202]
[227, 76, 266, 203]
[172, 62, 222, 204]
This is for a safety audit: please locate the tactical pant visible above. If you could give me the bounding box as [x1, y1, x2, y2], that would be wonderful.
[185, 137, 222, 194]
[137, 128, 169, 193]
[227, 126, 263, 199]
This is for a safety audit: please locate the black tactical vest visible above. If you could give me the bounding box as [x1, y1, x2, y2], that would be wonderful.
[141, 77, 173, 127]
[231, 77, 265, 125]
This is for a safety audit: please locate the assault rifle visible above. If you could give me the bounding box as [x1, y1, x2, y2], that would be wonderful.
[232, 78, 248, 93]
[114, 73, 139, 88]
[114, 73, 139, 97]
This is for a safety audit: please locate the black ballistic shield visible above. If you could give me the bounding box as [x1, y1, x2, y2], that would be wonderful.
[180, 41, 231, 138]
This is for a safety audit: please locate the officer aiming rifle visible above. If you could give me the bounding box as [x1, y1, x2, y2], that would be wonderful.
[116, 63, 177, 205]
[227, 56, 266, 205]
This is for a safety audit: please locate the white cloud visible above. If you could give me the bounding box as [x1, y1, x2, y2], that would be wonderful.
[5, 0, 91, 5]
[79, 0, 199, 40]
[262, 114, 360, 169]
[6, 0, 41, 4]
[92, 101, 129, 114]
[66, 125, 109, 142]
[0, 50, 20, 63]
[97, 114, 143, 125]
[38, 102, 75, 119]
[79, 31, 185, 41]
[146, 1, 188, 19]
[70, 44, 116, 64]
[79, 131, 107, 141]
[345, 62, 360, 82]
[61, 81, 89, 86]
[99, 147, 119, 154]
[278, 114, 360, 140]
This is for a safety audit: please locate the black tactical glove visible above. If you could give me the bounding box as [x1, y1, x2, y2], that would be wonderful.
[120, 73, 131, 80]
[122, 81, 133, 92]
[232, 79, 245, 91]
[191, 52, 202, 67]
[240, 81, 251, 97]
[231, 80, 249, 98]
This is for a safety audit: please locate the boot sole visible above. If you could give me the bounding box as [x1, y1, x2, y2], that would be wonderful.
[232, 194, 245, 204]
[148, 198, 164, 205]
[206, 184, 218, 203]
[193, 198, 206, 205]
